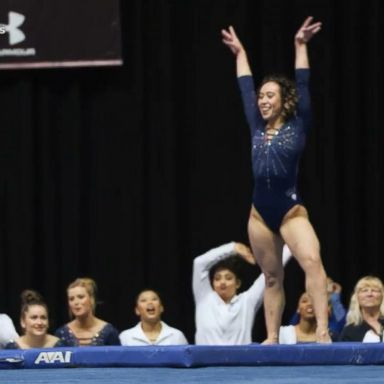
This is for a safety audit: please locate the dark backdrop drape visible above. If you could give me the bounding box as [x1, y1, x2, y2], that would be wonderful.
[1, 0, 383, 343]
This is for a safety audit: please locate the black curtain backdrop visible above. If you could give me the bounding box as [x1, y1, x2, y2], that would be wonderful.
[1, 0, 383, 343]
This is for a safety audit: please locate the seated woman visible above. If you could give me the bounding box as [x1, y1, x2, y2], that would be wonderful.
[6, 290, 61, 349]
[279, 292, 317, 344]
[193, 242, 292, 345]
[55, 278, 120, 346]
[339, 276, 384, 342]
[0, 313, 18, 348]
[288, 276, 346, 337]
[119, 289, 188, 345]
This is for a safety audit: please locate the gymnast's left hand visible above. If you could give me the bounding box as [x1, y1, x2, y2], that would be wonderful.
[295, 16, 322, 45]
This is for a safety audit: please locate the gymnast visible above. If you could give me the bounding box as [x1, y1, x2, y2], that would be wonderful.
[221, 17, 331, 343]
[289, 276, 346, 338]
[5, 290, 62, 349]
[119, 289, 188, 345]
[279, 292, 317, 344]
[55, 278, 120, 346]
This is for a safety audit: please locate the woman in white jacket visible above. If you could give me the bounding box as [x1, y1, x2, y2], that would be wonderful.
[193, 242, 291, 345]
[0, 313, 18, 348]
[119, 289, 188, 346]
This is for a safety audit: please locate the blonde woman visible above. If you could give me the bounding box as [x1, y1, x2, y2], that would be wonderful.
[55, 278, 120, 346]
[339, 276, 384, 342]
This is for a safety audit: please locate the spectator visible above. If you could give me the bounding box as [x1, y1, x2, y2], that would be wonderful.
[55, 278, 120, 346]
[5, 290, 61, 349]
[339, 276, 384, 342]
[193, 242, 291, 344]
[119, 289, 187, 346]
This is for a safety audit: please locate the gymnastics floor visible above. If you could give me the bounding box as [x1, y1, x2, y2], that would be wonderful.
[1, 344, 384, 383]
[2, 366, 384, 384]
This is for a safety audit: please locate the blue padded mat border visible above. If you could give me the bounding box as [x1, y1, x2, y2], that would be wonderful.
[1, 343, 384, 369]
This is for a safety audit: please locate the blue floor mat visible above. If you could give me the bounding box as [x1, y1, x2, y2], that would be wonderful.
[1, 366, 384, 384]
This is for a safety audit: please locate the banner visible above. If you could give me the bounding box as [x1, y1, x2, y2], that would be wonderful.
[0, 0, 122, 70]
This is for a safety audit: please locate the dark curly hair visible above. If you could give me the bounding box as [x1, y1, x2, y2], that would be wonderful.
[258, 74, 298, 122]
[209, 256, 242, 287]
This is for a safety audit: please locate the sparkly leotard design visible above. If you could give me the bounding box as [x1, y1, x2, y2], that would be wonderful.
[238, 69, 311, 232]
[55, 323, 120, 346]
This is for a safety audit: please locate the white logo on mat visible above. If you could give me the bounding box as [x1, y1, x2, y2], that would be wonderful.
[34, 351, 73, 364]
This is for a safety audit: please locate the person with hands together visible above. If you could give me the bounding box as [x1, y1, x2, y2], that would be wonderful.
[193, 241, 292, 344]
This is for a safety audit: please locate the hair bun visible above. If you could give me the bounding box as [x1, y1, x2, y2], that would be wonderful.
[21, 289, 43, 305]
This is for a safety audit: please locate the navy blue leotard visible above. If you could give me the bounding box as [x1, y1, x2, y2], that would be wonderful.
[238, 69, 311, 232]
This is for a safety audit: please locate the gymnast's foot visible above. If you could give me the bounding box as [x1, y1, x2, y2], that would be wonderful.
[316, 328, 332, 343]
[261, 336, 279, 345]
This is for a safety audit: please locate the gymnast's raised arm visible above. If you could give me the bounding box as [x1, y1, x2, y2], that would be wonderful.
[221, 26, 252, 78]
[294, 16, 321, 69]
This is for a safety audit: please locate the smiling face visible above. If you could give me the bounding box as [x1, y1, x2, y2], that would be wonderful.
[135, 290, 164, 323]
[67, 286, 94, 319]
[21, 304, 49, 337]
[258, 81, 283, 122]
[297, 293, 315, 321]
[357, 283, 383, 311]
[212, 268, 241, 303]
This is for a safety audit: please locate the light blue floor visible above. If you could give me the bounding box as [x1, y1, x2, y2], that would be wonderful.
[2, 366, 384, 384]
